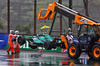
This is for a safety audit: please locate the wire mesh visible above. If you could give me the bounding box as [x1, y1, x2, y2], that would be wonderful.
[0, 0, 100, 36]
[0, 0, 7, 33]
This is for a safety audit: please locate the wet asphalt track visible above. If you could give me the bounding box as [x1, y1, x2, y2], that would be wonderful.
[0, 49, 100, 66]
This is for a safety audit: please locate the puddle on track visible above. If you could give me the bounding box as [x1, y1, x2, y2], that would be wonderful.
[0, 52, 100, 66]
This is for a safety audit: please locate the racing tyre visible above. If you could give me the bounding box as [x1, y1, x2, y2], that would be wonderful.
[68, 44, 81, 59]
[29, 42, 37, 49]
[92, 45, 100, 60]
[18, 36, 26, 45]
[44, 41, 53, 50]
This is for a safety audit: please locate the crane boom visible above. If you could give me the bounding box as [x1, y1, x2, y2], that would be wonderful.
[37, 2, 100, 34]
[37, 2, 100, 25]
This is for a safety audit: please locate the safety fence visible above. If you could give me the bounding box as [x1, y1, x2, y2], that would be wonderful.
[0, 0, 100, 36]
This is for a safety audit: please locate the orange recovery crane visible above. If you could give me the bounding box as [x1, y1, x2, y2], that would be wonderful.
[37, 2, 100, 60]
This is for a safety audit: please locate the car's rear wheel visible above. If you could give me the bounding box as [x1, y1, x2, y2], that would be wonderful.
[44, 41, 55, 50]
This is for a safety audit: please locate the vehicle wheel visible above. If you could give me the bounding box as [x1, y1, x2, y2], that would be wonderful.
[18, 36, 26, 45]
[29, 42, 37, 49]
[68, 44, 81, 59]
[44, 41, 53, 50]
[92, 45, 100, 60]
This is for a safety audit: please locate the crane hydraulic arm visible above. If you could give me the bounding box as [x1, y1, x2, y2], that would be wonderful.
[37, 2, 100, 25]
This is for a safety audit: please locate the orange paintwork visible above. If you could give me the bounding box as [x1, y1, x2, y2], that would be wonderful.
[98, 38, 100, 42]
[74, 14, 100, 25]
[93, 47, 100, 58]
[61, 35, 68, 49]
[37, 2, 58, 20]
[69, 46, 76, 56]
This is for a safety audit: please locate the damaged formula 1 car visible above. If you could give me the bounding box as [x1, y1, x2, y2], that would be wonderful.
[18, 33, 61, 50]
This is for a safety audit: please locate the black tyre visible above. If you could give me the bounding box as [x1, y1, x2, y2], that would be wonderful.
[60, 42, 66, 49]
[18, 36, 26, 45]
[92, 45, 100, 60]
[87, 45, 93, 59]
[29, 43, 37, 49]
[68, 44, 81, 59]
[88, 51, 93, 59]
[44, 41, 54, 50]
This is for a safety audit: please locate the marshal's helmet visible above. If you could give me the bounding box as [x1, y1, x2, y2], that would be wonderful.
[10, 30, 14, 34]
[15, 31, 19, 35]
